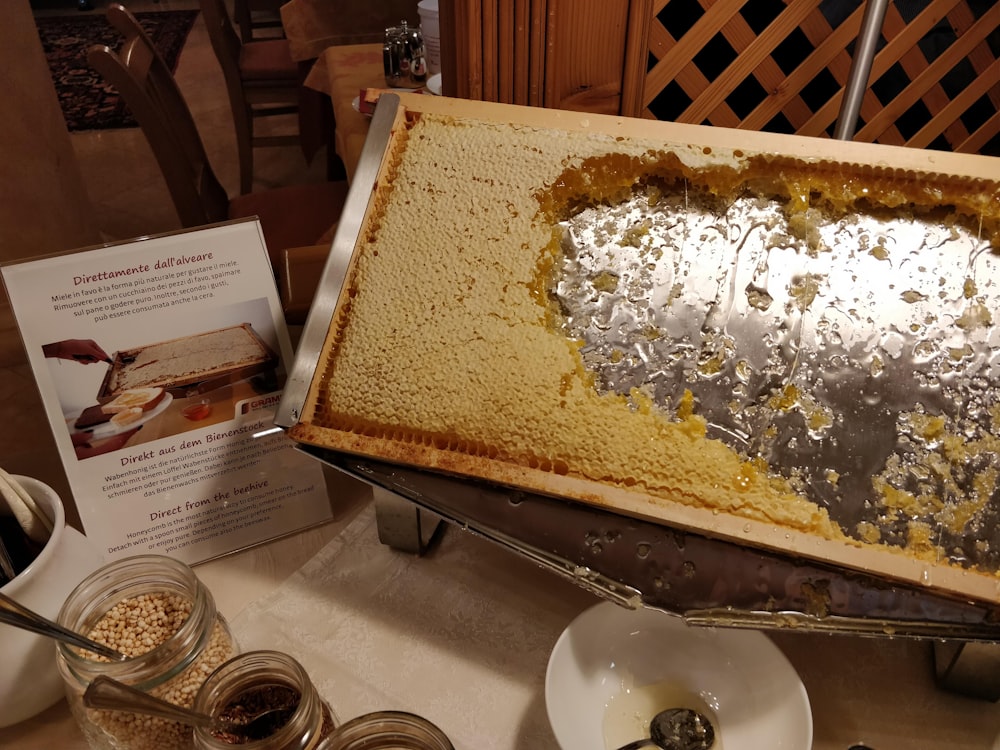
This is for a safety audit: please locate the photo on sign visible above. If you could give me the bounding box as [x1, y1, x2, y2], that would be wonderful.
[43, 298, 284, 460]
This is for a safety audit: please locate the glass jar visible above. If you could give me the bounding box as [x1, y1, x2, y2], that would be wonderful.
[316, 711, 454, 750]
[56, 554, 238, 750]
[192, 650, 336, 750]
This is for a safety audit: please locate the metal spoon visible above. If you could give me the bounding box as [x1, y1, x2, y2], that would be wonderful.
[615, 708, 716, 750]
[0, 534, 15, 583]
[84, 675, 297, 741]
[0, 592, 128, 661]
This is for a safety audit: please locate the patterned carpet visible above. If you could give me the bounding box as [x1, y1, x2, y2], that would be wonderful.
[35, 10, 199, 132]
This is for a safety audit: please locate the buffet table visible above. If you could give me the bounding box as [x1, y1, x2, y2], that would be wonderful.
[279, 0, 417, 181]
[302, 43, 392, 183]
[4, 472, 1000, 748]
[279, 43, 405, 317]
[280, 0, 418, 62]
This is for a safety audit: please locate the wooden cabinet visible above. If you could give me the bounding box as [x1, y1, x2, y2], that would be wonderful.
[439, 0, 651, 116]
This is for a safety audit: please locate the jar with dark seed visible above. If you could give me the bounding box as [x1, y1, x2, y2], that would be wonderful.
[193, 650, 336, 749]
[56, 554, 238, 750]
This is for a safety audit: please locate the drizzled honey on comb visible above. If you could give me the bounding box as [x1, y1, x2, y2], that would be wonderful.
[291, 108, 1000, 580]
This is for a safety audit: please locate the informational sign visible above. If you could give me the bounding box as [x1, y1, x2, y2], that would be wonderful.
[1, 220, 332, 564]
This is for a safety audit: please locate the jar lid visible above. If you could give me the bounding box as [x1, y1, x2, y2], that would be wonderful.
[317, 711, 453, 750]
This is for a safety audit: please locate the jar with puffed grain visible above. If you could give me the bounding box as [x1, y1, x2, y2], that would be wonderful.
[55, 554, 239, 750]
[192, 650, 336, 749]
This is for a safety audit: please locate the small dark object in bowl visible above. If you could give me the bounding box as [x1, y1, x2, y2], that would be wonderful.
[211, 684, 299, 744]
[650, 708, 715, 750]
[182, 400, 212, 421]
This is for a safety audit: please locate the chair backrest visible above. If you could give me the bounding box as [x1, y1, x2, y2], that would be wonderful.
[198, 0, 248, 109]
[233, 0, 285, 44]
[87, 4, 230, 227]
[198, 0, 261, 191]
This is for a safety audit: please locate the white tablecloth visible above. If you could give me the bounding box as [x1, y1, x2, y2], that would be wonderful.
[230, 492, 1000, 750]
[231, 498, 596, 748]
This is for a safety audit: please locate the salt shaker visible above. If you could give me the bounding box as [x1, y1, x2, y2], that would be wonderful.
[383, 21, 427, 88]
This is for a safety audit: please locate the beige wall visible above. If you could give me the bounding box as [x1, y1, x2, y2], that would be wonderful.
[0, 0, 101, 263]
[0, 1, 100, 527]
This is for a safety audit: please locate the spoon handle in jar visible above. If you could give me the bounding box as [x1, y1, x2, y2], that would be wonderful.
[0, 535, 15, 582]
[613, 741, 658, 750]
[0, 592, 127, 661]
[84, 675, 214, 728]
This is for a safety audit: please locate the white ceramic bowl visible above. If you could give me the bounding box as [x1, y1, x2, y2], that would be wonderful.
[545, 601, 812, 750]
[0, 476, 105, 728]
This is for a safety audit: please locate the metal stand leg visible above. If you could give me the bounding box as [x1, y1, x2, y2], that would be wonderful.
[833, 0, 891, 140]
[934, 641, 1000, 701]
[373, 486, 442, 554]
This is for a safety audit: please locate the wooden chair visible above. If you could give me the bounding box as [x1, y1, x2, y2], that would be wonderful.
[233, 0, 286, 44]
[87, 4, 348, 306]
[199, 0, 302, 194]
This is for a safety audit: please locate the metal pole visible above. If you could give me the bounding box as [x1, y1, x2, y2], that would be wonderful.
[833, 0, 891, 141]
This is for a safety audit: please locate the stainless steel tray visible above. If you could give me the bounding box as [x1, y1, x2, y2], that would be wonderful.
[300, 445, 1000, 642]
[277, 93, 1000, 628]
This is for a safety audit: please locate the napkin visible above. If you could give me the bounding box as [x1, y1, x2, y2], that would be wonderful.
[0, 468, 52, 543]
[231, 494, 596, 749]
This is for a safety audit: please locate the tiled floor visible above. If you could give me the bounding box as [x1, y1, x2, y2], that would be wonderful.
[2, 0, 324, 523]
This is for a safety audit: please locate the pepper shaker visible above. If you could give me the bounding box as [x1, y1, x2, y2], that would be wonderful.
[383, 21, 427, 88]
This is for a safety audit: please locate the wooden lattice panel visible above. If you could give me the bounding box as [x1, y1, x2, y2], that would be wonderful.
[644, 0, 1000, 154]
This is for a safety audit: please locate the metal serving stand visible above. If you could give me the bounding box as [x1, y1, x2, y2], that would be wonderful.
[276, 76, 1000, 699]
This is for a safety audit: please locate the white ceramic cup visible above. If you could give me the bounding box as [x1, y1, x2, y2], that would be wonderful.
[418, 0, 440, 76]
[0, 475, 105, 728]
